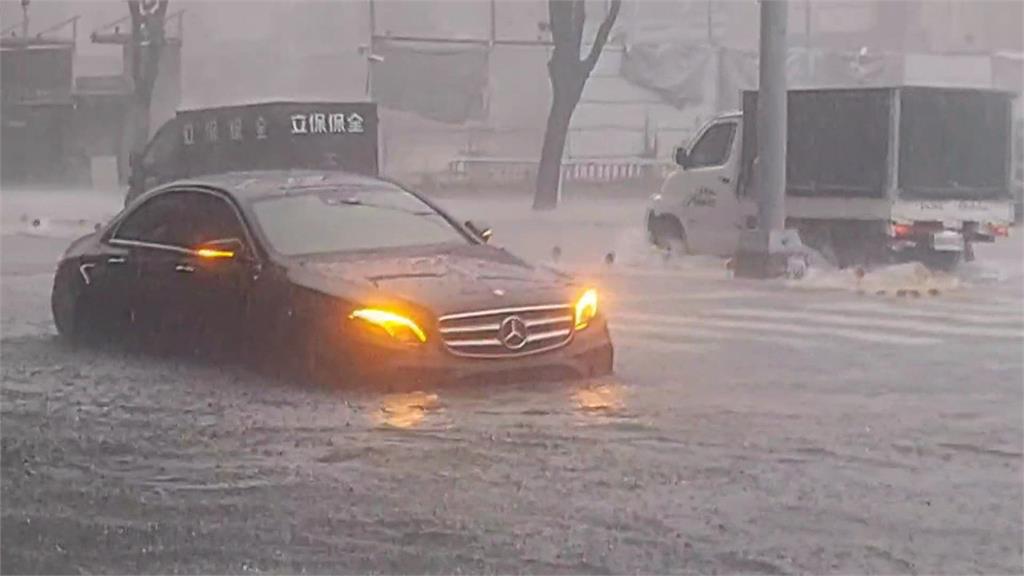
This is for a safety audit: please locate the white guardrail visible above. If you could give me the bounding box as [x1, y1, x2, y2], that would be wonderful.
[447, 157, 675, 184]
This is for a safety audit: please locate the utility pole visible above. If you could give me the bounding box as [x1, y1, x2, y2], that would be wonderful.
[756, 0, 787, 233]
[361, 0, 377, 98]
[804, 0, 813, 78]
[734, 0, 800, 278]
[706, 0, 713, 44]
[20, 0, 29, 38]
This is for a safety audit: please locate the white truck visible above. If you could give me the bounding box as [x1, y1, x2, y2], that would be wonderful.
[647, 87, 1016, 269]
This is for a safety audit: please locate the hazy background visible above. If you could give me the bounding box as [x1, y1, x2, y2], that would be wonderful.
[2, 0, 1021, 181]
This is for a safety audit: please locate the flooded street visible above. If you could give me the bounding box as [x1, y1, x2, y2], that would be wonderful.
[2, 192, 1022, 574]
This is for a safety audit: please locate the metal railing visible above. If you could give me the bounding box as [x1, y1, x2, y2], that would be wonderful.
[447, 156, 672, 184]
[90, 9, 185, 44]
[1, 15, 78, 47]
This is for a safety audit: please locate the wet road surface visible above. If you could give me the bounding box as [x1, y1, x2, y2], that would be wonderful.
[2, 199, 1022, 574]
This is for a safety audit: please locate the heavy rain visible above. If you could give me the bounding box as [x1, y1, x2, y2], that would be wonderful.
[1, 1, 1022, 574]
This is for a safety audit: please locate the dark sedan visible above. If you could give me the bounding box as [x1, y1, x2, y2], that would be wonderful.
[51, 171, 613, 385]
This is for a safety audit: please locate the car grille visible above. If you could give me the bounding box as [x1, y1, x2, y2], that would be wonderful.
[438, 304, 575, 358]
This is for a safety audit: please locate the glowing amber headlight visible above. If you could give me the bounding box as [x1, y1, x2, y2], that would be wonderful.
[574, 288, 599, 330]
[350, 308, 427, 344]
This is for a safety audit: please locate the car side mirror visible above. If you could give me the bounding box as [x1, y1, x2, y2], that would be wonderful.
[193, 238, 246, 261]
[674, 146, 690, 169]
[465, 220, 493, 243]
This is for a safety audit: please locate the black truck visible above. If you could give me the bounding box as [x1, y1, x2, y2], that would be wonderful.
[127, 101, 379, 205]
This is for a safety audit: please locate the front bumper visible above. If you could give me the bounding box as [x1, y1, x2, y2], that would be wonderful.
[350, 319, 614, 386]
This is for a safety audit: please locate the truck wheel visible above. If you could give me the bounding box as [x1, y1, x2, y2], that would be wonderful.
[648, 214, 691, 256]
[919, 250, 962, 272]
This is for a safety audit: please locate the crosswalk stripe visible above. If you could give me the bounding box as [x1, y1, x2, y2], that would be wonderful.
[610, 290, 760, 306]
[900, 297, 1024, 316]
[612, 322, 816, 349]
[805, 301, 1024, 327]
[611, 334, 710, 354]
[616, 311, 942, 346]
[716, 308, 1024, 339]
[598, 266, 728, 281]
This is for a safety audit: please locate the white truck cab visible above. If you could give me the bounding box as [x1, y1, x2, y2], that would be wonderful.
[647, 87, 1015, 269]
[649, 113, 747, 257]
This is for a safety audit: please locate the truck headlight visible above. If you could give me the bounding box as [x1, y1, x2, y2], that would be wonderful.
[574, 288, 599, 330]
[350, 308, 427, 344]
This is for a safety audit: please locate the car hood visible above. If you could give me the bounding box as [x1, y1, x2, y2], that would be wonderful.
[286, 243, 578, 316]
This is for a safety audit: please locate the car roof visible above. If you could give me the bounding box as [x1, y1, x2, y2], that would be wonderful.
[157, 170, 401, 203]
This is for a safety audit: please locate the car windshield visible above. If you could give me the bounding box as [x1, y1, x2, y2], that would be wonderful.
[250, 187, 468, 256]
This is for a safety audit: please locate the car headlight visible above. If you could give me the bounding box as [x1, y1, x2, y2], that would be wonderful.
[350, 308, 427, 344]
[574, 288, 599, 330]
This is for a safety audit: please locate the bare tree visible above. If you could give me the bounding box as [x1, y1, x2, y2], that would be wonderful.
[533, 0, 621, 210]
[127, 0, 169, 159]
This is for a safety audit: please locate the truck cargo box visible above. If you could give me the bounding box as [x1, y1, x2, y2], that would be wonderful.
[740, 87, 1013, 201]
[174, 101, 379, 178]
[132, 101, 379, 194]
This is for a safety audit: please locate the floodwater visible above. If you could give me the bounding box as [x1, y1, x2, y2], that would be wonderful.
[2, 189, 1022, 573]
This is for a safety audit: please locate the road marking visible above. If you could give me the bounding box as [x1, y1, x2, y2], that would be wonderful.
[616, 311, 942, 346]
[598, 266, 729, 281]
[901, 297, 1024, 315]
[805, 301, 1024, 327]
[611, 322, 816, 349]
[612, 334, 710, 354]
[610, 290, 761, 306]
[716, 308, 1024, 339]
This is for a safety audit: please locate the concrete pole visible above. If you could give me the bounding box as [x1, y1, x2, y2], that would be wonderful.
[20, 0, 29, 38]
[366, 0, 376, 98]
[756, 0, 787, 232]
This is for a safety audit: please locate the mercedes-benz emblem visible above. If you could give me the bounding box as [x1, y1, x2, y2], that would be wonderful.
[498, 315, 529, 350]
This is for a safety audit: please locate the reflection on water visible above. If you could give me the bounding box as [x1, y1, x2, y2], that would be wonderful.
[369, 380, 630, 429]
[572, 381, 627, 416]
[372, 391, 441, 429]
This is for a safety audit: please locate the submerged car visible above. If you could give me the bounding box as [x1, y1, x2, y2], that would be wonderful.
[51, 170, 613, 384]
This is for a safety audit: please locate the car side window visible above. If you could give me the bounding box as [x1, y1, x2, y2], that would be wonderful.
[182, 193, 246, 246]
[113, 193, 190, 246]
[688, 123, 736, 169]
[113, 190, 246, 250]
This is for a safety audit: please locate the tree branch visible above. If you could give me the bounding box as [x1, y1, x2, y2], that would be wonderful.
[570, 0, 585, 59]
[582, 0, 620, 72]
[548, 0, 574, 52]
[151, 0, 169, 44]
[127, 0, 142, 87]
[127, 0, 142, 25]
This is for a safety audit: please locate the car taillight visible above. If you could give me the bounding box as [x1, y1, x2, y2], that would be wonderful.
[891, 223, 914, 238]
[990, 224, 1009, 237]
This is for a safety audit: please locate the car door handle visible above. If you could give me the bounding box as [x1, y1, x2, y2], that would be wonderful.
[107, 256, 127, 265]
[175, 264, 196, 274]
[719, 176, 731, 184]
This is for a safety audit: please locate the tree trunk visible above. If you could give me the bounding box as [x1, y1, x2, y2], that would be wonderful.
[130, 97, 151, 159]
[534, 71, 584, 210]
[126, 0, 168, 164]
[533, 0, 620, 210]
[534, 89, 574, 209]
